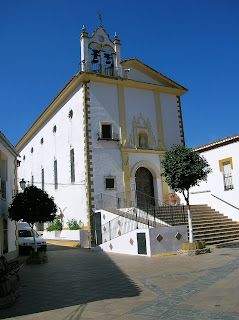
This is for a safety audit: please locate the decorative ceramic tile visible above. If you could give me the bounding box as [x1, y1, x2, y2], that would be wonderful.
[129, 238, 134, 245]
[103, 226, 106, 232]
[103, 214, 106, 220]
[118, 220, 121, 226]
[118, 230, 121, 236]
[175, 232, 182, 240]
[156, 234, 163, 242]
[109, 243, 113, 250]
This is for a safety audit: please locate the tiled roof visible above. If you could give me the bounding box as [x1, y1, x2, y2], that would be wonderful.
[193, 133, 239, 153]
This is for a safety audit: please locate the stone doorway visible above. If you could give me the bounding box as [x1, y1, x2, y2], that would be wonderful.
[135, 167, 155, 207]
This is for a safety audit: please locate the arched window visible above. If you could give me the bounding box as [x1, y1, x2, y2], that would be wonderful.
[138, 131, 148, 149]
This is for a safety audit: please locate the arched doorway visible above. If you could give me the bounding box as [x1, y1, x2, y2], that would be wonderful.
[135, 167, 155, 207]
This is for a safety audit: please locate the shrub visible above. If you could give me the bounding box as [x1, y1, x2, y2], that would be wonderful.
[67, 218, 83, 230]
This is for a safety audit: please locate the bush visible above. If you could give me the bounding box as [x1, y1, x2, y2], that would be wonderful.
[67, 218, 83, 230]
[47, 214, 63, 231]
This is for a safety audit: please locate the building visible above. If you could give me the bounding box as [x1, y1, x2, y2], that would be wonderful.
[188, 133, 239, 222]
[0, 131, 19, 259]
[16, 25, 188, 244]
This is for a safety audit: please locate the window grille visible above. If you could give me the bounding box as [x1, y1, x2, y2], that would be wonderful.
[222, 161, 233, 190]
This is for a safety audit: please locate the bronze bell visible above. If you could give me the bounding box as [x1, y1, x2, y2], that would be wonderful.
[92, 49, 99, 63]
[104, 53, 111, 65]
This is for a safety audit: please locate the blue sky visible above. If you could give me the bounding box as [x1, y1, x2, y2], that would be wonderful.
[1, 0, 238, 148]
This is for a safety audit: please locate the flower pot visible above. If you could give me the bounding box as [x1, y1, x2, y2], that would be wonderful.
[55, 231, 61, 238]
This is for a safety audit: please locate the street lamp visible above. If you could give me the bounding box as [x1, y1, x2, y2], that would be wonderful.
[20, 179, 26, 191]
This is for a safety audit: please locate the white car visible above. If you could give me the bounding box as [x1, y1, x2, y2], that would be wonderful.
[18, 223, 47, 254]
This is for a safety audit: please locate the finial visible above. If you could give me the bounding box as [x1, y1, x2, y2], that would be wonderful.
[98, 9, 102, 25]
[82, 25, 86, 32]
[114, 32, 118, 39]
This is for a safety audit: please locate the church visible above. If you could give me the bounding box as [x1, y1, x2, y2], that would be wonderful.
[16, 25, 188, 248]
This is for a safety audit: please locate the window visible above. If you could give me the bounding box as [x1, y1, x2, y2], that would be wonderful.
[219, 157, 233, 191]
[105, 177, 116, 190]
[41, 168, 44, 191]
[222, 161, 233, 190]
[102, 124, 112, 139]
[54, 160, 58, 189]
[70, 149, 75, 183]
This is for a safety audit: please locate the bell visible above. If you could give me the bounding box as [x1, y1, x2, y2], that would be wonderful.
[92, 49, 99, 63]
[105, 53, 111, 65]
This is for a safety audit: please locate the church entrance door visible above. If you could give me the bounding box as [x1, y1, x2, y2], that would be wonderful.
[135, 167, 155, 207]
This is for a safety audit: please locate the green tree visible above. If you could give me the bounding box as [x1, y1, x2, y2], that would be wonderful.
[161, 144, 211, 243]
[8, 186, 57, 252]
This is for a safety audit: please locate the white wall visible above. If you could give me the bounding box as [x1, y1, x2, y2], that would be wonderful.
[179, 141, 239, 221]
[18, 85, 88, 228]
[127, 67, 163, 85]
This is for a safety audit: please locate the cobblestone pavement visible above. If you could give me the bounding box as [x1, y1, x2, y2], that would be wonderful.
[1, 244, 239, 319]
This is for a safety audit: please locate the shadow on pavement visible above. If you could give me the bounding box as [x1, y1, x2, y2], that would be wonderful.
[0, 245, 141, 319]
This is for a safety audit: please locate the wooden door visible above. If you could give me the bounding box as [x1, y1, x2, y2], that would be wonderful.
[135, 167, 155, 206]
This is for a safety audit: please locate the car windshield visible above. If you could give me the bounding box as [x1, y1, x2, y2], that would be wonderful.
[19, 230, 32, 237]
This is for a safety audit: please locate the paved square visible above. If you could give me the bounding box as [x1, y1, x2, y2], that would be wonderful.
[1, 244, 239, 319]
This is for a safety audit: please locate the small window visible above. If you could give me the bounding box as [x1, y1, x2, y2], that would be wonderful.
[40, 137, 44, 144]
[70, 149, 75, 183]
[53, 125, 57, 133]
[222, 161, 233, 191]
[42, 168, 44, 191]
[68, 109, 73, 119]
[105, 177, 116, 190]
[54, 160, 58, 189]
[23, 155, 26, 160]
[31, 147, 34, 153]
[102, 124, 112, 139]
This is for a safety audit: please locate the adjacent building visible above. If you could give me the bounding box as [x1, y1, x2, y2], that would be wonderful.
[189, 134, 239, 222]
[0, 131, 19, 259]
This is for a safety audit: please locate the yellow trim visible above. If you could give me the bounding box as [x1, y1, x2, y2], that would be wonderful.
[159, 154, 170, 203]
[0, 150, 8, 181]
[117, 85, 131, 203]
[219, 157, 233, 172]
[152, 253, 177, 257]
[121, 148, 166, 155]
[131, 161, 161, 179]
[16, 73, 187, 152]
[154, 91, 165, 149]
[46, 240, 81, 247]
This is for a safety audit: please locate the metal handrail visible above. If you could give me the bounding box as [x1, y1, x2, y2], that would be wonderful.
[79, 62, 129, 79]
[211, 194, 239, 211]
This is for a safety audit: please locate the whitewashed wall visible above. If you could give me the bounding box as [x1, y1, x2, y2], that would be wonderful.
[127, 67, 163, 85]
[0, 141, 17, 258]
[89, 82, 125, 201]
[160, 93, 182, 149]
[18, 85, 88, 228]
[179, 142, 239, 221]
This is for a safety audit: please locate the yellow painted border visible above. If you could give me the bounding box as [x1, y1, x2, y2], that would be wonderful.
[219, 157, 233, 172]
[131, 161, 161, 179]
[152, 253, 177, 257]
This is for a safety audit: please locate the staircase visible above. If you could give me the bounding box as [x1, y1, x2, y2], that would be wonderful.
[188, 205, 239, 246]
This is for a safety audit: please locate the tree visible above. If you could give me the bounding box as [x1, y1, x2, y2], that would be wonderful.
[8, 186, 57, 252]
[161, 144, 211, 243]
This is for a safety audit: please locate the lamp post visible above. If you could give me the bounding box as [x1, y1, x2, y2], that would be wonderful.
[20, 179, 26, 191]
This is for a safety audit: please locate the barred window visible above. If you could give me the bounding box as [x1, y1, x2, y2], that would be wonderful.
[222, 161, 233, 191]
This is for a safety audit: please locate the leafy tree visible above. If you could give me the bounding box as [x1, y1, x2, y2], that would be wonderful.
[8, 186, 57, 252]
[161, 144, 211, 242]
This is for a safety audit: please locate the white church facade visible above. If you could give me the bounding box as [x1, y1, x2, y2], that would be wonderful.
[16, 25, 188, 245]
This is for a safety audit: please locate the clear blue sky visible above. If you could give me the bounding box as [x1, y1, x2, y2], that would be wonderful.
[1, 0, 238, 148]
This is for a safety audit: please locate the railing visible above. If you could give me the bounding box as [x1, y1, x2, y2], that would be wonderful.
[211, 194, 239, 211]
[0, 180, 6, 199]
[79, 62, 129, 79]
[97, 132, 119, 141]
[95, 192, 186, 242]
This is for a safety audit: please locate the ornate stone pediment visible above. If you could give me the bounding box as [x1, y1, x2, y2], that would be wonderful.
[123, 113, 165, 150]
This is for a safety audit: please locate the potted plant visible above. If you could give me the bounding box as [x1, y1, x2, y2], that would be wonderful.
[169, 193, 177, 205]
